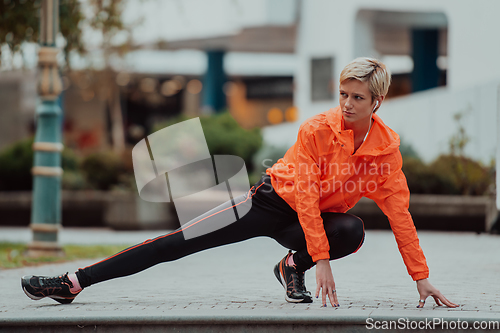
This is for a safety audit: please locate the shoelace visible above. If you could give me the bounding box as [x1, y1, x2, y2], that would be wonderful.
[294, 271, 309, 294]
[286, 264, 309, 295]
[40, 273, 74, 288]
[284, 251, 309, 295]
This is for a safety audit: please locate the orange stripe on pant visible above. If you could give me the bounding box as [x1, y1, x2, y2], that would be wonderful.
[82, 181, 268, 270]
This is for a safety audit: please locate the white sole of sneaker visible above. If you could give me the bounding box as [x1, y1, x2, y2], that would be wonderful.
[22, 287, 43, 301]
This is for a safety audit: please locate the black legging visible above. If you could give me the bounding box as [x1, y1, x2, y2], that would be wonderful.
[76, 175, 365, 288]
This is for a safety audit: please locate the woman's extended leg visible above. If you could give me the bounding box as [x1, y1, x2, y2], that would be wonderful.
[74, 174, 301, 288]
[21, 174, 298, 304]
[21, 174, 362, 304]
[75, 175, 296, 288]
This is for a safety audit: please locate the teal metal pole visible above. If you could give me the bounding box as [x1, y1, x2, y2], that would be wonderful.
[411, 29, 440, 92]
[28, 0, 64, 257]
[202, 50, 226, 113]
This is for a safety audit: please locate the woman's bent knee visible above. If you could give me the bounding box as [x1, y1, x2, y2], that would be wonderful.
[323, 213, 365, 252]
[345, 215, 364, 245]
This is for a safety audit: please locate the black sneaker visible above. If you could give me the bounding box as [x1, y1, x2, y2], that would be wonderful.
[21, 272, 80, 304]
[274, 250, 312, 303]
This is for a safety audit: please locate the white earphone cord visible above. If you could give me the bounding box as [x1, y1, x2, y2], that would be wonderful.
[363, 101, 378, 142]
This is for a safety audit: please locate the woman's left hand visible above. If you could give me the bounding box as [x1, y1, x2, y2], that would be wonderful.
[416, 278, 458, 308]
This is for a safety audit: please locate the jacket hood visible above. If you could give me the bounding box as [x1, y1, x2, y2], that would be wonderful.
[325, 106, 401, 156]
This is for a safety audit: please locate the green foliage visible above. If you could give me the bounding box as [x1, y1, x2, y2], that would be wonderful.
[0, 242, 131, 269]
[402, 157, 459, 195]
[88, 0, 133, 59]
[61, 170, 87, 190]
[60, 147, 87, 190]
[0, 0, 86, 69]
[430, 155, 494, 196]
[399, 137, 419, 159]
[80, 151, 125, 190]
[0, 137, 135, 192]
[89, 0, 125, 35]
[402, 155, 494, 196]
[402, 110, 494, 196]
[61, 147, 79, 171]
[0, 137, 34, 191]
[0, 137, 88, 191]
[153, 111, 263, 173]
[0, 0, 40, 53]
[59, 0, 86, 68]
[449, 112, 470, 157]
[250, 144, 289, 185]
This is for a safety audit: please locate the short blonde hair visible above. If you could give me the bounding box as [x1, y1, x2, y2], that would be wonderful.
[339, 57, 392, 100]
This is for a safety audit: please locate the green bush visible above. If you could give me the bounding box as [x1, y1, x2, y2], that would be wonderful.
[402, 157, 459, 195]
[0, 137, 87, 191]
[80, 151, 125, 190]
[61, 149, 87, 190]
[250, 144, 289, 185]
[430, 155, 494, 196]
[61, 148, 80, 172]
[399, 137, 419, 159]
[0, 138, 34, 191]
[153, 111, 263, 173]
[61, 170, 87, 190]
[402, 155, 494, 195]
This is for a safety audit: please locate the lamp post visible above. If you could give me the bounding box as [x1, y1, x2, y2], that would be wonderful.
[27, 0, 64, 257]
[202, 50, 226, 113]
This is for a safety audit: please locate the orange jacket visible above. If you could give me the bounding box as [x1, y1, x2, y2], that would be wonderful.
[266, 106, 429, 281]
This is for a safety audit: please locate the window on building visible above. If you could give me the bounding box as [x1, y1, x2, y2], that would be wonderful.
[311, 57, 333, 101]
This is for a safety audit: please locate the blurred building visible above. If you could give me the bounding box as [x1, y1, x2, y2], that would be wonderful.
[60, 57, 296, 151]
[59, 0, 301, 151]
[0, 72, 36, 149]
[1, 0, 499, 166]
[265, 0, 500, 165]
[72, 0, 499, 165]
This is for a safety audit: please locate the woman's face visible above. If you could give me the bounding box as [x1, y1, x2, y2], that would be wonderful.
[339, 79, 379, 126]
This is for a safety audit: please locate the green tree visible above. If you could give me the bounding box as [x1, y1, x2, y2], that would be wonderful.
[91, 0, 126, 152]
[87, 0, 138, 154]
[153, 111, 263, 173]
[0, 0, 40, 69]
[59, 0, 86, 70]
[1, 0, 134, 152]
[0, 0, 85, 70]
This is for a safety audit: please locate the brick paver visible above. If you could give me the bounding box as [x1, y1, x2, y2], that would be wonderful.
[1, 228, 499, 324]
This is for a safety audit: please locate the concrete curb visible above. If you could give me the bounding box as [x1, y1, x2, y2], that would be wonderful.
[1, 309, 499, 326]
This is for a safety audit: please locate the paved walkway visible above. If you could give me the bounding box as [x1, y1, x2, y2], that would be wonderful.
[1, 227, 499, 331]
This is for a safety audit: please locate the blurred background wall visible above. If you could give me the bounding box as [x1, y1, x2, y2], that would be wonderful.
[0, 0, 498, 230]
[2, 0, 498, 162]
[267, 0, 500, 166]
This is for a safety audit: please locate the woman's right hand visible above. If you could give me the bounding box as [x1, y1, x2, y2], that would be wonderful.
[315, 259, 339, 307]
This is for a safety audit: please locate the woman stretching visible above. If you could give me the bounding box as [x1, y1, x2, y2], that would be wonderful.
[21, 57, 458, 309]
